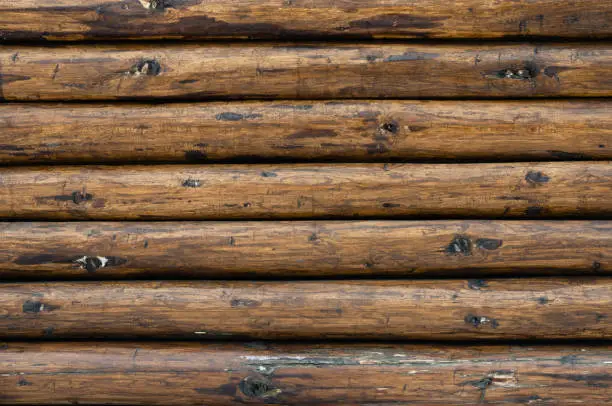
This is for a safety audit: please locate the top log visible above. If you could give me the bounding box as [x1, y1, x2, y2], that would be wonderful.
[0, 0, 610, 41]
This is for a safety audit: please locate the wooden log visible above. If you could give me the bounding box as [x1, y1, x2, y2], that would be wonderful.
[1, 43, 612, 100]
[1, 101, 611, 164]
[1, 278, 611, 339]
[0, 0, 611, 41]
[1, 342, 611, 405]
[1, 221, 609, 279]
[0, 163, 610, 220]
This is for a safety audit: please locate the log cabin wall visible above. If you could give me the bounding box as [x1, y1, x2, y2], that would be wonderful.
[0, 1, 611, 405]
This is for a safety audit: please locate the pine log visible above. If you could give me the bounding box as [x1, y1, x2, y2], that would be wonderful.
[0, 101, 610, 164]
[0, 279, 611, 339]
[0, 221, 609, 279]
[1, 342, 611, 405]
[0, 0, 610, 41]
[0, 163, 610, 220]
[1, 43, 612, 100]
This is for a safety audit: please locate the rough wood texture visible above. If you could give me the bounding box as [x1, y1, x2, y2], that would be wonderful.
[1, 278, 611, 339]
[0, 163, 609, 220]
[1, 221, 609, 279]
[1, 342, 611, 405]
[1, 43, 612, 100]
[1, 101, 610, 164]
[0, 0, 611, 41]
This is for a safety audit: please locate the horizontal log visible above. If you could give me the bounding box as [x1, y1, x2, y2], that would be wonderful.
[1, 278, 611, 339]
[1, 101, 611, 164]
[1, 221, 609, 279]
[1, 43, 612, 100]
[0, 0, 610, 41]
[0, 163, 610, 220]
[1, 343, 611, 405]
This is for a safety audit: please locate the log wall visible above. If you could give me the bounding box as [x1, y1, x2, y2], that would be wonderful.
[1, 1, 611, 404]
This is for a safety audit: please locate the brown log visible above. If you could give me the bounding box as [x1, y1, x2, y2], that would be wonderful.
[1, 278, 611, 339]
[1, 101, 610, 164]
[1, 342, 611, 405]
[1, 43, 612, 100]
[0, 163, 610, 220]
[0, 0, 610, 41]
[1, 221, 609, 279]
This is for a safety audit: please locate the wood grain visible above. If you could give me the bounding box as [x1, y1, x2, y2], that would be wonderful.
[1, 101, 610, 164]
[1, 278, 611, 339]
[1, 43, 612, 100]
[0, 0, 610, 41]
[1, 342, 611, 405]
[1, 221, 609, 279]
[0, 163, 609, 220]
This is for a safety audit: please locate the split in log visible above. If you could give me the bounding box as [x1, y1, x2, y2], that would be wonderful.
[1, 278, 611, 339]
[0, 221, 609, 279]
[1, 342, 611, 404]
[0, 0, 610, 41]
[0, 163, 610, 220]
[1, 43, 612, 100]
[0, 101, 610, 164]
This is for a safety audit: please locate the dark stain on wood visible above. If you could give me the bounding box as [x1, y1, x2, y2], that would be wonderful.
[230, 299, 261, 308]
[537, 296, 550, 305]
[15, 254, 71, 266]
[445, 235, 472, 256]
[543, 66, 575, 81]
[239, 376, 276, 398]
[464, 314, 499, 328]
[22, 300, 60, 313]
[17, 376, 32, 386]
[195, 381, 238, 397]
[384, 52, 440, 62]
[486, 61, 539, 81]
[54, 190, 93, 204]
[525, 170, 550, 185]
[467, 279, 488, 290]
[460, 377, 492, 403]
[129, 59, 162, 76]
[379, 120, 399, 134]
[182, 178, 201, 188]
[216, 112, 263, 121]
[73, 256, 128, 273]
[260, 171, 277, 178]
[475, 238, 503, 251]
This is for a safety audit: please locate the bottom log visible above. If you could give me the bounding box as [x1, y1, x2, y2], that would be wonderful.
[0, 342, 611, 405]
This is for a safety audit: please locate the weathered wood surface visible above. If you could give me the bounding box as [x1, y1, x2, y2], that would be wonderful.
[0, 0, 611, 41]
[1, 278, 611, 339]
[1, 101, 611, 164]
[1, 43, 612, 100]
[1, 343, 611, 405]
[1, 221, 609, 279]
[0, 163, 609, 220]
